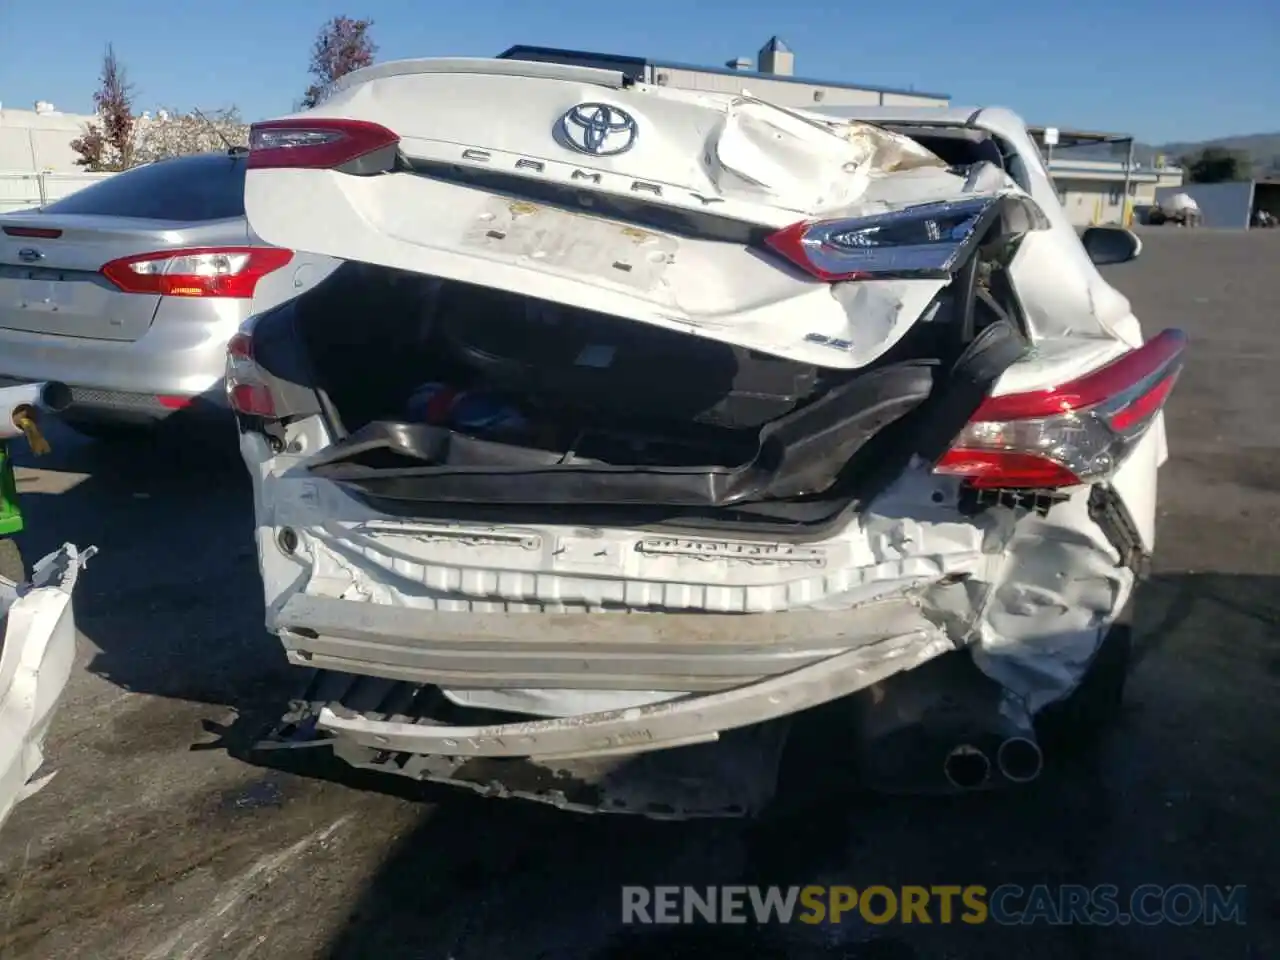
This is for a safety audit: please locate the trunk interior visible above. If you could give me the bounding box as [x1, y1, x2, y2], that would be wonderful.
[274, 245, 1028, 533]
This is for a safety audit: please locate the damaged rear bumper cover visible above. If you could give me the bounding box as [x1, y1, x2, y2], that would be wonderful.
[271, 593, 954, 760]
[0, 544, 93, 830]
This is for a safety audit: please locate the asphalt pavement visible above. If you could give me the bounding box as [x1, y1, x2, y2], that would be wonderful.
[1, 228, 1277, 960]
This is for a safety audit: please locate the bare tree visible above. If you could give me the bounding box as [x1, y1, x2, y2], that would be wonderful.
[71, 44, 137, 171]
[301, 16, 377, 109]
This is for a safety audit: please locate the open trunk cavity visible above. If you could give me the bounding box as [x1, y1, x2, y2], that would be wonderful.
[256, 249, 1028, 527]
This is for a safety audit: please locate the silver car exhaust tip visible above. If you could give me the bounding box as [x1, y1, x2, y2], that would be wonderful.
[997, 736, 1044, 783]
[943, 744, 991, 790]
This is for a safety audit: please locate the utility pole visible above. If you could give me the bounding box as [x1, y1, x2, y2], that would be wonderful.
[1121, 137, 1136, 225]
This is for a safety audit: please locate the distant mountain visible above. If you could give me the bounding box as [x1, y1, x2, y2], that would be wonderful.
[1148, 133, 1280, 176]
[1061, 132, 1280, 177]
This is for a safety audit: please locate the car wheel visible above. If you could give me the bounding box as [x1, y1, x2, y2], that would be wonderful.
[1036, 620, 1132, 752]
[0, 538, 25, 584]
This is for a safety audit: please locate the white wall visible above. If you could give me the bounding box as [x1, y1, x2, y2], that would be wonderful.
[0, 169, 112, 213]
[1048, 162, 1185, 226]
[1153, 181, 1255, 229]
[1054, 178, 1132, 226]
[0, 106, 97, 172]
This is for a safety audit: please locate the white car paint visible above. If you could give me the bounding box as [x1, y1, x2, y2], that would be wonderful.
[0, 543, 93, 831]
[245, 62, 1044, 372]
[237, 60, 1171, 758]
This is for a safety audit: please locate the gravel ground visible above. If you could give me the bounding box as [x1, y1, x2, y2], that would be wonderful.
[1, 228, 1276, 960]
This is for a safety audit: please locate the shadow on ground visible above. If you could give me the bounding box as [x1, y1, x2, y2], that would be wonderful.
[11, 415, 295, 720]
[8, 414, 1279, 960]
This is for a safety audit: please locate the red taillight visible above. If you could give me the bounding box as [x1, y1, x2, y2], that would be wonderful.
[101, 247, 293, 298]
[225, 332, 278, 418]
[934, 329, 1188, 489]
[228, 382, 277, 417]
[3, 225, 62, 239]
[227, 332, 254, 361]
[247, 118, 399, 170]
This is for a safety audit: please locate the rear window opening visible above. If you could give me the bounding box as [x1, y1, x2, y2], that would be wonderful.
[38, 153, 247, 222]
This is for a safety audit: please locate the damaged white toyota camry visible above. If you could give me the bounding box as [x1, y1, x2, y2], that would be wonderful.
[230, 58, 1185, 817]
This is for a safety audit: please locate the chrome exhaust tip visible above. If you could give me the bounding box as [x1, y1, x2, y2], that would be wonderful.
[997, 736, 1044, 783]
[943, 744, 991, 790]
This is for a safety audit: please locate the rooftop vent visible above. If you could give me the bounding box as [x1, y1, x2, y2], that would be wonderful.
[757, 36, 794, 76]
[725, 57, 753, 71]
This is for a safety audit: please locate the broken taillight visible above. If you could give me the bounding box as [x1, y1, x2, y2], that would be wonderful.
[247, 118, 400, 171]
[225, 332, 277, 418]
[933, 328, 1187, 489]
[764, 194, 1048, 282]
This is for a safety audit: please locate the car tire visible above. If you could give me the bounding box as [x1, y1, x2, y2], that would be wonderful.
[1035, 620, 1132, 751]
[0, 538, 25, 584]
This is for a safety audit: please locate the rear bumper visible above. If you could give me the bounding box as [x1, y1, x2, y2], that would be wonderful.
[0, 308, 241, 415]
[0, 378, 230, 426]
[271, 593, 952, 759]
[0, 544, 92, 831]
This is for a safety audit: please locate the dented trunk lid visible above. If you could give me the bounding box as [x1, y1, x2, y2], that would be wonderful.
[289, 58, 948, 223]
[243, 58, 980, 370]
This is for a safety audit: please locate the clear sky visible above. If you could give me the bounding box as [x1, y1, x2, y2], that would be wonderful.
[1, 0, 1275, 144]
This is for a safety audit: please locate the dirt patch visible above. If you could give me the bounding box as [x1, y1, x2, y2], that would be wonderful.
[90, 696, 228, 758]
[0, 768, 397, 959]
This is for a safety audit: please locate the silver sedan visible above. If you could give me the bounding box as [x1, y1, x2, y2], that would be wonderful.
[0, 149, 335, 437]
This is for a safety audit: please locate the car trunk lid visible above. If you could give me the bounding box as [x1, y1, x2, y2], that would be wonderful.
[299, 58, 947, 222]
[243, 59, 1017, 370]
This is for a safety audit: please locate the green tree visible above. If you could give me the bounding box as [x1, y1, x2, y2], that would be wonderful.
[1181, 146, 1251, 184]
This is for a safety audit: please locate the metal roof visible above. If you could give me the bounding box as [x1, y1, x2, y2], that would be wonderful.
[1027, 125, 1134, 147]
[807, 104, 980, 124]
[497, 45, 951, 101]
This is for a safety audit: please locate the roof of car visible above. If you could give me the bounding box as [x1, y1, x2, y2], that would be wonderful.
[146, 147, 249, 166]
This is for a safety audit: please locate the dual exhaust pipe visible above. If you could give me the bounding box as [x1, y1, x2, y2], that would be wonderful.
[943, 736, 1043, 791]
[853, 653, 1047, 795]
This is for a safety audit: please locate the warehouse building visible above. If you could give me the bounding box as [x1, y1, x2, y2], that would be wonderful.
[0, 100, 95, 171]
[1152, 178, 1280, 229]
[0, 101, 112, 212]
[1028, 126, 1185, 227]
[500, 37, 951, 109]
[1049, 158, 1185, 226]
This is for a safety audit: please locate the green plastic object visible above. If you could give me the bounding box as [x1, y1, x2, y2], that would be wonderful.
[0, 443, 22, 537]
